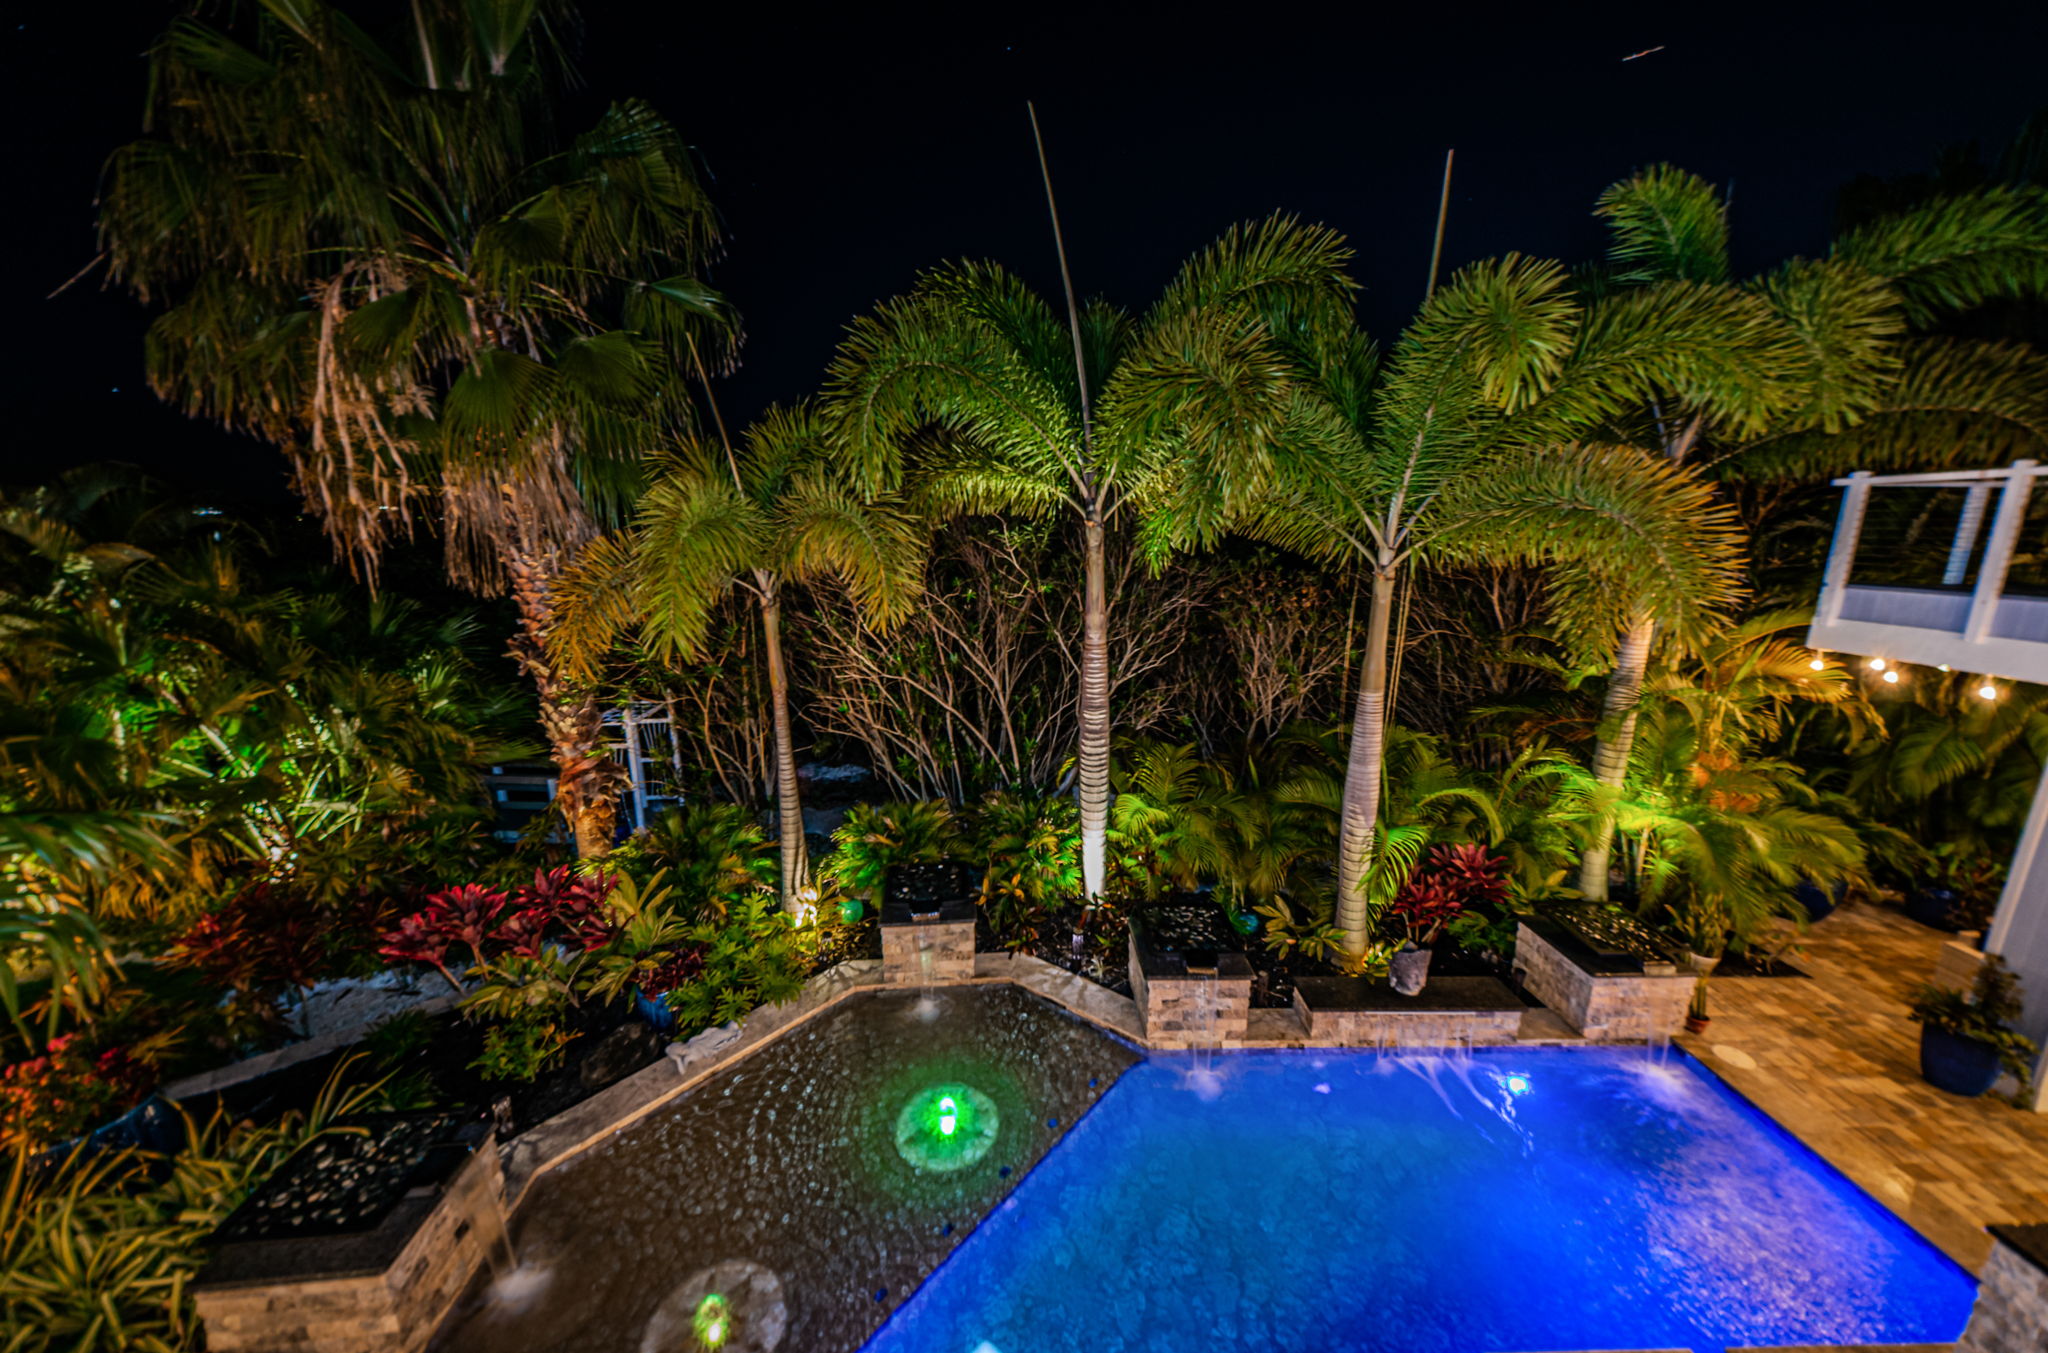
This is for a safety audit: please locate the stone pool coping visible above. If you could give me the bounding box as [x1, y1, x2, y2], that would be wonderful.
[501, 952, 1603, 1207]
[500, 952, 1152, 1206]
[479, 949, 1988, 1353]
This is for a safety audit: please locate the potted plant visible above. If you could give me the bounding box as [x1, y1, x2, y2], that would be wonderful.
[1790, 875, 1847, 925]
[1907, 955, 2038, 1100]
[1385, 872, 1466, 996]
[1906, 845, 2003, 933]
[1684, 984, 1710, 1035]
[1664, 892, 1730, 976]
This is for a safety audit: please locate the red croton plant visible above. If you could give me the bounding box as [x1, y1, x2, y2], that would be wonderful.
[1388, 844, 1509, 947]
[377, 868, 617, 994]
[0, 1036, 154, 1153]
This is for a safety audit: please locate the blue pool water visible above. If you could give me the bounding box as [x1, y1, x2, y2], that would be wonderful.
[863, 1047, 1977, 1353]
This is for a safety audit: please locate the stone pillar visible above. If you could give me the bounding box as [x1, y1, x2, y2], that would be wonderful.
[1126, 932, 1251, 1048]
[879, 914, 976, 983]
[878, 865, 978, 985]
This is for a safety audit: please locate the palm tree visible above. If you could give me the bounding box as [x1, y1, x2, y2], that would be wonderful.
[1148, 254, 1756, 955]
[1571, 167, 2048, 899]
[826, 216, 1358, 899]
[96, 1, 734, 855]
[550, 404, 926, 908]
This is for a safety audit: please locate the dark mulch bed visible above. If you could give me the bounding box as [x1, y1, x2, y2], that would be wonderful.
[972, 909, 1133, 997]
[182, 995, 664, 1142]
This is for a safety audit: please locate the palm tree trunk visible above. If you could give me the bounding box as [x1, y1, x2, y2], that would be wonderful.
[1335, 560, 1398, 955]
[756, 577, 810, 911]
[504, 546, 620, 858]
[1575, 611, 1655, 901]
[1077, 517, 1112, 899]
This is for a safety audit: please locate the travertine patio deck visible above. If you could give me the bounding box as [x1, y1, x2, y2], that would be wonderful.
[1677, 901, 2048, 1272]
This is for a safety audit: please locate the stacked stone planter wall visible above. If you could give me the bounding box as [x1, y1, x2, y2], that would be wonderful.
[879, 916, 975, 983]
[193, 1127, 503, 1353]
[1292, 974, 1525, 1045]
[1514, 921, 1696, 1042]
[1960, 1224, 2048, 1353]
[1127, 933, 1251, 1048]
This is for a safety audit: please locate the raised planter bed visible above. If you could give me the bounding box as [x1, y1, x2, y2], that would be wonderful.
[1291, 974, 1525, 1045]
[878, 863, 977, 984]
[1513, 917, 1695, 1042]
[1127, 908, 1252, 1048]
[193, 1113, 502, 1353]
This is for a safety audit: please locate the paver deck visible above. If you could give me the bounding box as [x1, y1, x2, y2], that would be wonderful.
[1677, 901, 2048, 1271]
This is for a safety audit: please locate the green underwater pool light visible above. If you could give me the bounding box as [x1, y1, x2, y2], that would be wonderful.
[895, 1084, 998, 1171]
[693, 1291, 729, 1347]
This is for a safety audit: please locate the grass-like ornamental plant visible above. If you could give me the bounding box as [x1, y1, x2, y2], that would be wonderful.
[0, 1057, 385, 1353]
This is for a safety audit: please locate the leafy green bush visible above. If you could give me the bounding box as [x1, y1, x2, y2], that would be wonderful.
[818, 801, 960, 903]
[970, 792, 1080, 945]
[661, 894, 808, 1035]
[469, 1017, 573, 1083]
[604, 805, 776, 909]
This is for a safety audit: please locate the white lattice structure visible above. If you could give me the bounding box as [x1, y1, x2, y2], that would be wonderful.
[601, 702, 689, 833]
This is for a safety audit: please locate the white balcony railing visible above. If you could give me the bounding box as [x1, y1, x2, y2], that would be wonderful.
[1808, 460, 2048, 684]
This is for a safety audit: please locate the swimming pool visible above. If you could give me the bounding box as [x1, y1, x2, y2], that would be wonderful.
[863, 1046, 1977, 1353]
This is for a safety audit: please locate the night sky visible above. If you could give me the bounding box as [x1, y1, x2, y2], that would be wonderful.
[8, 2, 2046, 505]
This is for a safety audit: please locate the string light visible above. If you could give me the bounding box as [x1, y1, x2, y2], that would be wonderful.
[1868, 657, 1887, 671]
[1808, 654, 1825, 671]
[1937, 664, 1952, 672]
[1978, 683, 1999, 701]
[1882, 670, 1900, 684]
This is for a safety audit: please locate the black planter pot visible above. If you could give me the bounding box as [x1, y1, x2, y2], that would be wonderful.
[1905, 886, 1960, 931]
[1792, 877, 1847, 924]
[1918, 1024, 2004, 1097]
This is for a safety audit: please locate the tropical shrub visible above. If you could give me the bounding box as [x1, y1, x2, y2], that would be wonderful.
[1108, 742, 1230, 898]
[605, 805, 778, 914]
[470, 1018, 575, 1084]
[578, 872, 702, 1004]
[660, 895, 809, 1036]
[819, 801, 960, 903]
[0, 1035, 158, 1153]
[972, 792, 1081, 944]
[1385, 844, 1509, 947]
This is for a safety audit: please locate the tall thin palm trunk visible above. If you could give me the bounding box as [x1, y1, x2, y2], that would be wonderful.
[1576, 612, 1655, 901]
[756, 576, 809, 910]
[1335, 559, 1398, 954]
[1077, 517, 1112, 898]
[504, 545, 619, 857]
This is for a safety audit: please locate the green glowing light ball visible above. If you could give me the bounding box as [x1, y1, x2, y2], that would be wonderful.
[893, 1084, 999, 1172]
[838, 898, 864, 924]
[692, 1292, 730, 1347]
